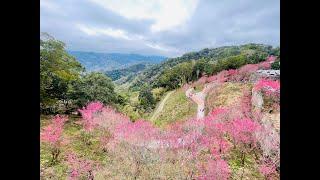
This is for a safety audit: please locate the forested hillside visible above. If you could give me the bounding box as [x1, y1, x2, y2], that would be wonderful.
[105, 63, 150, 81]
[128, 44, 280, 91]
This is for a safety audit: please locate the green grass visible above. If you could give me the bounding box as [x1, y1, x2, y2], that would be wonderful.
[228, 149, 264, 180]
[151, 88, 197, 127]
[206, 82, 246, 113]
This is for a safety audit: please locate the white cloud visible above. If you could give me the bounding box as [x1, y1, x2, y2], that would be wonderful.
[145, 42, 179, 52]
[77, 24, 180, 53]
[77, 24, 132, 40]
[89, 0, 199, 32]
[41, 0, 279, 56]
[40, 0, 62, 14]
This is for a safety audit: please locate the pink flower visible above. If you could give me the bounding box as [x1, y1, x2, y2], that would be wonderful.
[259, 163, 276, 178]
[266, 55, 277, 63]
[40, 115, 67, 147]
[254, 79, 280, 95]
[78, 101, 104, 132]
[198, 158, 231, 180]
[66, 153, 96, 180]
[229, 118, 260, 144]
[209, 108, 227, 119]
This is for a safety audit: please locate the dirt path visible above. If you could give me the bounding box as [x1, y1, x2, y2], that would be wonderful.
[150, 90, 175, 122]
[186, 82, 220, 119]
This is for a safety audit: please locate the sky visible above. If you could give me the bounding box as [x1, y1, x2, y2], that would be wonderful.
[40, 0, 280, 57]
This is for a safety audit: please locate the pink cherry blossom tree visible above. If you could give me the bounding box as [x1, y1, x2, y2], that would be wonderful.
[40, 115, 68, 164]
[228, 118, 260, 179]
[78, 101, 104, 145]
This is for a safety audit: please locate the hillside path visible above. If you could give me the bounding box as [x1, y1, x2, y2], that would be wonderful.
[150, 90, 175, 122]
[186, 82, 220, 119]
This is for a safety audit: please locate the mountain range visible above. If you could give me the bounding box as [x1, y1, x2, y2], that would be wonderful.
[68, 51, 167, 72]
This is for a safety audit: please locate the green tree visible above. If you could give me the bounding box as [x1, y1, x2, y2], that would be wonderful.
[247, 52, 268, 64]
[271, 59, 280, 70]
[40, 33, 84, 113]
[70, 72, 118, 108]
[270, 47, 280, 56]
[138, 85, 156, 112]
[219, 54, 248, 70]
[156, 62, 193, 90]
[191, 58, 206, 80]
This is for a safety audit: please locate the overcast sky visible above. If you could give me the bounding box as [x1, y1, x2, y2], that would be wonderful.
[40, 0, 279, 57]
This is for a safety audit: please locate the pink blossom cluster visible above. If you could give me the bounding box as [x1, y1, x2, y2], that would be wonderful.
[72, 79, 279, 178]
[266, 55, 277, 63]
[186, 56, 279, 90]
[40, 115, 68, 147]
[240, 88, 253, 119]
[198, 158, 231, 180]
[198, 76, 208, 84]
[256, 55, 276, 69]
[254, 79, 280, 96]
[78, 101, 104, 132]
[228, 118, 260, 144]
[259, 163, 276, 179]
[113, 120, 160, 146]
[96, 106, 131, 131]
[66, 153, 96, 180]
[182, 83, 192, 91]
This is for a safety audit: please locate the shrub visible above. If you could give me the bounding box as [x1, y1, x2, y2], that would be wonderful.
[271, 60, 280, 70]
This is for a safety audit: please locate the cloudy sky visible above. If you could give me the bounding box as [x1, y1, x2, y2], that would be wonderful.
[40, 0, 279, 57]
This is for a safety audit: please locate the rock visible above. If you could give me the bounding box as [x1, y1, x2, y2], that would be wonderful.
[250, 70, 280, 82]
[256, 70, 280, 80]
[261, 112, 280, 132]
[251, 89, 263, 113]
[71, 111, 79, 115]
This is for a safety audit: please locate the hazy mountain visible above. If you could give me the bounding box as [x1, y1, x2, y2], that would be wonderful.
[68, 51, 167, 72]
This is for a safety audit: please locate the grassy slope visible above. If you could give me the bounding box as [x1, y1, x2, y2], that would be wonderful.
[147, 87, 197, 127]
[149, 90, 175, 122]
[205, 82, 249, 113]
[147, 82, 248, 127]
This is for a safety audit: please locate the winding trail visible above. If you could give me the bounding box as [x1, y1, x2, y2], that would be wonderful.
[186, 82, 220, 119]
[150, 90, 175, 122]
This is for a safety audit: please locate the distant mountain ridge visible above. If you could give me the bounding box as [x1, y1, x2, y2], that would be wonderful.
[68, 50, 167, 72]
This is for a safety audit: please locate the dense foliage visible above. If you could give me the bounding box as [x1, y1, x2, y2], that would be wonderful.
[69, 72, 119, 108]
[138, 85, 156, 112]
[105, 63, 149, 81]
[129, 43, 275, 91]
[40, 33, 121, 114]
[271, 59, 280, 70]
[40, 33, 84, 114]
